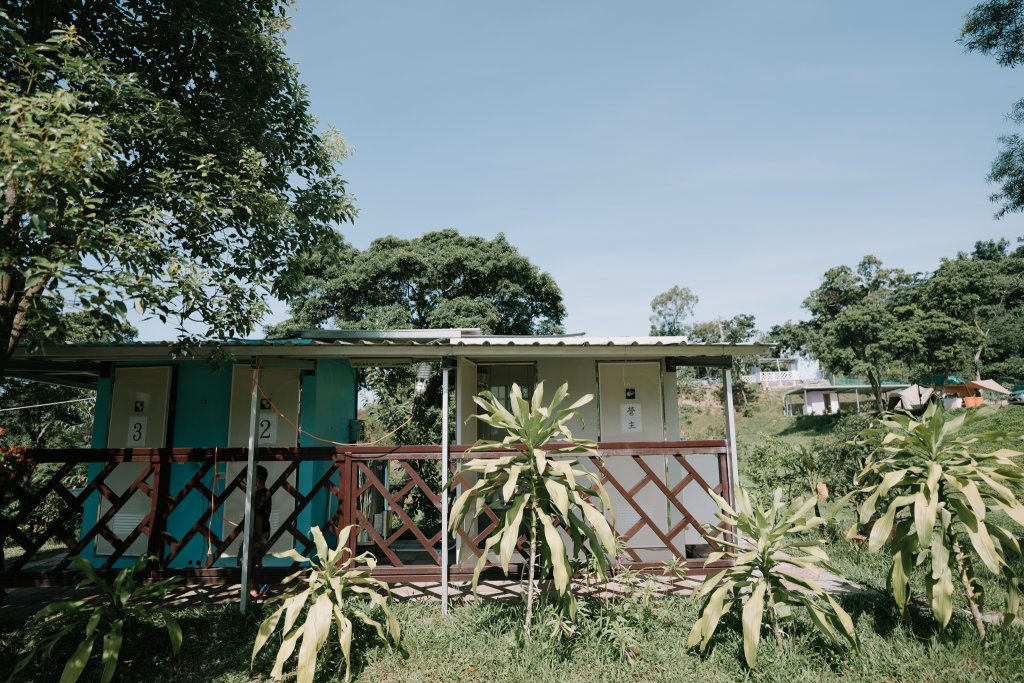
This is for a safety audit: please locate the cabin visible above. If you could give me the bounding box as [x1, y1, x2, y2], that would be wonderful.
[782, 382, 909, 416]
[3, 329, 771, 590]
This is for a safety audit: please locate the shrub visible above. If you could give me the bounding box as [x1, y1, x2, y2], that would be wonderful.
[813, 413, 876, 497]
[252, 525, 399, 683]
[688, 486, 858, 668]
[855, 404, 1024, 638]
[9, 555, 181, 683]
[449, 382, 618, 644]
[743, 435, 798, 501]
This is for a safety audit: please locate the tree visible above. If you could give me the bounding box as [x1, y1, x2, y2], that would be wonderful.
[856, 405, 1024, 638]
[649, 286, 698, 336]
[274, 229, 566, 532]
[1, 3, 355, 378]
[766, 320, 813, 358]
[449, 383, 616, 643]
[800, 256, 917, 411]
[0, 310, 134, 450]
[902, 239, 1024, 384]
[687, 313, 760, 406]
[274, 227, 566, 442]
[962, 1, 1024, 216]
[279, 229, 565, 336]
[685, 313, 757, 344]
[275, 226, 565, 441]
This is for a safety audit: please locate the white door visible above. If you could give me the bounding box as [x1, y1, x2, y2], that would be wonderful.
[221, 366, 301, 556]
[98, 366, 172, 556]
[598, 361, 665, 442]
[597, 362, 669, 558]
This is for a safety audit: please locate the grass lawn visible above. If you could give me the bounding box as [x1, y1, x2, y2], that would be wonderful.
[2, 399, 1023, 682]
[680, 386, 843, 454]
[1, 589, 1021, 683]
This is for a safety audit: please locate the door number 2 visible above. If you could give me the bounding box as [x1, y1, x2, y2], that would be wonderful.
[257, 411, 278, 443]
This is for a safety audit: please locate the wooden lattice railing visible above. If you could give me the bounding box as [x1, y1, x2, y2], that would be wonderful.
[0, 441, 732, 587]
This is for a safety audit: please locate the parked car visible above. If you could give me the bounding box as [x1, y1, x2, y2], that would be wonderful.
[1010, 390, 1024, 405]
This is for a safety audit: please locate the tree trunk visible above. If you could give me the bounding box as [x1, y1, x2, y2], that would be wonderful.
[0, 275, 49, 382]
[524, 512, 538, 645]
[952, 536, 987, 639]
[973, 315, 988, 382]
[867, 369, 884, 413]
[766, 590, 785, 648]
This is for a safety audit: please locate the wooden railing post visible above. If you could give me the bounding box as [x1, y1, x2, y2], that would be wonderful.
[344, 453, 357, 558]
[147, 450, 171, 568]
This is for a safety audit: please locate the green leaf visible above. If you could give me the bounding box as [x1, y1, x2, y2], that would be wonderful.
[99, 620, 123, 683]
[868, 501, 899, 552]
[499, 496, 528, 572]
[296, 594, 333, 683]
[696, 584, 732, 651]
[335, 609, 353, 683]
[311, 526, 329, 563]
[271, 627, 302, 680]
[913, 490, 936, 546]
[965, 520, 1003, 574]
[533, 448, 547, 474]
[502, 465, 523, 502]
[742, 581, 767, 668]
[930, 532, 954, 628]
[252, 606, 285, 662]
[59, 637, 95, 683]
[537, 508, 570, 593]
[545, 478, 570, 519]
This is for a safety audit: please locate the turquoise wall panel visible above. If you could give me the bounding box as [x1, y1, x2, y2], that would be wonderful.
[298, 360, 357, 544]
[165, 362, 233, 568]
[80, 377, 112, 564]
[83, 358, 358, 568]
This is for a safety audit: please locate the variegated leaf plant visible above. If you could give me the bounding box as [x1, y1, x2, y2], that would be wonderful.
[251, 525, 400, 683]
[449, 382, 618, 643]
[688, 487, 858, 668]
[9, 555, 182, 683]
[855, 403, 1024, 637]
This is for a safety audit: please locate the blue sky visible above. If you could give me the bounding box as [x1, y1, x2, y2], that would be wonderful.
[136, 1, 1024, 339]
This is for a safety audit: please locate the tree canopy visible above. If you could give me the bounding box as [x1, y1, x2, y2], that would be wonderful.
[0, 2, 354, 377]
[962, 0, 1024, 215]
[649, 286, 698, 336]
[278, 229, 565, 336]
[274, 228, 565, 532]
[0, 311, 135, 449]
[771, 242, 1024, 408]
[774, 256, 919, 410]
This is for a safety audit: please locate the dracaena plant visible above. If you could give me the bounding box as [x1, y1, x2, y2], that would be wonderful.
[9, 555, 182, 683]
[449, 382, 617, 643]
[252, 525, 400, 683]
[688, 487, 858, 668]
[855, 403, 1024, 638]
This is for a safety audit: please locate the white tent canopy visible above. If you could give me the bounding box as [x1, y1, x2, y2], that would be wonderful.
[968, 379, 1010, 394]
[892, 384, 933, 411]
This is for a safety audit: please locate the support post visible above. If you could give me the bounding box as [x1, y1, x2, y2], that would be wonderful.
[723, 369, 740, 507]
[240, 364, 261, 613]
[855, 389, 860, 413]
[440, 365, 451, 615]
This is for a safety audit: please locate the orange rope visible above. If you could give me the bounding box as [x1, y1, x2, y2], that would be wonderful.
[202, 364, 421, 559]
[249, 368, 416, 447]
[206, 446, 218, 559]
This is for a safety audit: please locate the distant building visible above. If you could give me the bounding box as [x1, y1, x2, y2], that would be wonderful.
[742, 356, 822, 389]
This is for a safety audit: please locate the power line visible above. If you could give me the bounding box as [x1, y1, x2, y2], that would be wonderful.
[0, 397, 95, 413]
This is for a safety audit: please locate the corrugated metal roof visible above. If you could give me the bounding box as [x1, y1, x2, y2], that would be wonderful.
[450, 335, 691, 346]
[11, 329, 775, 369]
